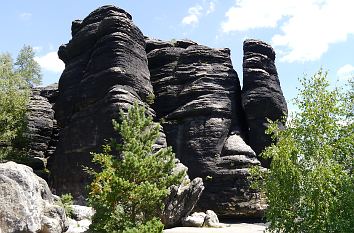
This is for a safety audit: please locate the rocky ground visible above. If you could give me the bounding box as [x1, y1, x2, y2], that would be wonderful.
[164, 223, 267, 233]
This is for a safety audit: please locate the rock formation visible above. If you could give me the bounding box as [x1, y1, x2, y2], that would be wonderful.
[0, 162, 68, 233]
[242, 39, 288, 167]
[146, 38, 266, 218]
[162, 162, 204, 228]
[25, 84, 59, 180]
[17, 5, 288, 220]
[49, 5, 154, 200]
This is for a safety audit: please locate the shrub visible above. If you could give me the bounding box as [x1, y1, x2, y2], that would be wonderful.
[0, 45, 41, 162]
[87, 102, 184, 233]
[59, 193, 74, 218]
[251, 70, 354, 232]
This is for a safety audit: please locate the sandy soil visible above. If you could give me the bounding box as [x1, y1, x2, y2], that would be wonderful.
[164, 223, 267, 233]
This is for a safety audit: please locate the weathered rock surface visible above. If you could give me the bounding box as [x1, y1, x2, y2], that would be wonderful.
[49, 5, 154, 200]
[65, 205, 94, 233]
[242, 39, 287, 167]
[0, 162, 68, 233]
[162, 162, 204, 228]
[146, 38, 265, 218]
[181, 212, 206, 227]
[29, 5, 287, 221]
[181, 210, 227, 228]
[24, 84, 59, 179]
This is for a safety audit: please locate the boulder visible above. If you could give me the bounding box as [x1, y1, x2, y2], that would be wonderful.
[0, 161, 68, 233]
[203, 210, 224, 228]
[242, 39, 288, 167]
[65, 205, 94, 233]
[181, 212, 206, 227]
[49, 5, 154, 200]
[181, 210, 227, 228]
[146, 38, 265, 218]
[161, 162, 204, 228]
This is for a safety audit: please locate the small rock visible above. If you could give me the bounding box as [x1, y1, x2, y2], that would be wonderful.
[181, 212, 206, 227]
[203, 210, 227, 228]
[71, 205, 95, 221]
[65, 218, 91, 233]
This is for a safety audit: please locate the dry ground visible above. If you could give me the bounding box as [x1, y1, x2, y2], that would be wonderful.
[164, 223, 267, 233]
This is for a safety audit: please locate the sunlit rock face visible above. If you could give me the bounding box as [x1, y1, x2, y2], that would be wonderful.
[43, 4, 288, 219]
[49, 5, 154, 200]
[242, 39, 288, 168]
[146, 38, 266, 218]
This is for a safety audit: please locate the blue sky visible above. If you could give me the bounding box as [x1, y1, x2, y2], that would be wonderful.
[1, 0, 354, 112]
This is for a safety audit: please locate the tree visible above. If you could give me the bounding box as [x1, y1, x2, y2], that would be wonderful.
[0, 45, 42, 161]
[15, 45, 41, 87]
[252, 70, 354, 232]
[87, 102, 184, 233]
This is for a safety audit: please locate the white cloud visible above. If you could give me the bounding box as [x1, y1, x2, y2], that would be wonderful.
[19, 12, 32, 21]
[222, 0, 289, 32]
[206, 1, 216, 15]
[34, 52, 64, 73]
[33, 46, 43, 53]
[337, 64, 354, 81]
[221, 0, 354, 62]
[182, 5, 203, 25]
[182, 1, 217, 26]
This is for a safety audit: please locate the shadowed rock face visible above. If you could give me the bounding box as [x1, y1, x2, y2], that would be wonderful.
[49, 5, 154, 200]
[146, 38, 265, 218]
[25, 84, 59, 180]
[242, 39, 288, 167]
[38, 5, 287, 219]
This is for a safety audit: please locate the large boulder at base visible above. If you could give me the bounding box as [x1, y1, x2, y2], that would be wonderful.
[161, 162, 204, 228]
[146, 38, 265, 218]
[181, 210, 227, 228]
[0, 162, 68, 233]
[49, 5, 154, 201]
[242, 39, 288, 167]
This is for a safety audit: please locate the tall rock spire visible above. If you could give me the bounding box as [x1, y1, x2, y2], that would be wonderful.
[242, 39, 288, 167]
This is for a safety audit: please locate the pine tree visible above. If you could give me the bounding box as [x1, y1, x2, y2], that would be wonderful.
[87, 102, 184, 233]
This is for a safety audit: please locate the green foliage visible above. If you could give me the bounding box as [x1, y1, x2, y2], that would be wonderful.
[146, 93, 155, 105]
[58, 193, 74, 218]
[0, 45, 41, 161]
[87, 102, 184, 233]
[251, 69, 354, 233]
[15, 45, 41, 87]
[122, 218, 163, 233]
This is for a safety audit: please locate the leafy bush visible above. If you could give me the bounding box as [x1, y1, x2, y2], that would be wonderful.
[59, 193, 74, 218]
[0, 46, 41, 162]
[252, 70, 354, 233]
[87, 102, 184, 233]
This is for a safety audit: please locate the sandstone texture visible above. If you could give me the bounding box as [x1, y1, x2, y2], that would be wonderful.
[242, 39, 287, 167]
[49, 5, 154, 200]
[21, 5, 288, 220]
[162, 162, 204, 228]
[65, 205, 94, 233]
[25, 84, 58, 180]
[0, 162, 68, 233]
[146, 38, 266, 218]
[181, 210, 226, 228]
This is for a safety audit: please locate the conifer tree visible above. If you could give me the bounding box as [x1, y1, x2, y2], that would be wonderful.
[87, 102, 184, 233]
